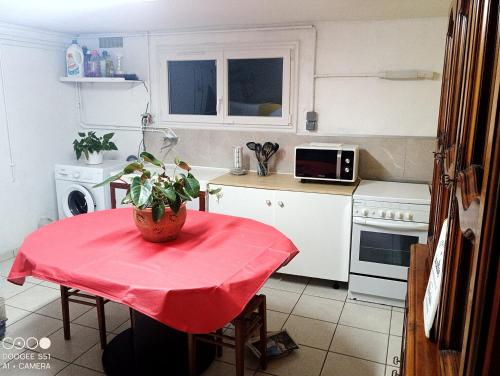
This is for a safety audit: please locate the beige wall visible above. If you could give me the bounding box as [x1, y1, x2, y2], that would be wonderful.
[145, 131, 435, 183]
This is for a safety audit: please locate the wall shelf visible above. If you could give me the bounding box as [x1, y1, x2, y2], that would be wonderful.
[59, 77, 142, 83]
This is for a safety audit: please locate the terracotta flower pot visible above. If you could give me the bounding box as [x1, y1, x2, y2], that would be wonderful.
[133, 204, 187, 242]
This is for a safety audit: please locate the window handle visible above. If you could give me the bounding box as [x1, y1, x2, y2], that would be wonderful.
[217, 98, 222, 114]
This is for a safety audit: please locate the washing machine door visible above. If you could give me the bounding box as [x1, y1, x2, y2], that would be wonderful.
[62, 184, 96, 217]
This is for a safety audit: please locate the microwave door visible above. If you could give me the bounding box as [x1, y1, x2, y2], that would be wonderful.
[295, 149, 338, 179]
[350, 218, 428, 281]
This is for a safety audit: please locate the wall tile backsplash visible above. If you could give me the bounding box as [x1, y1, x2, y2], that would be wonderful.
[145, 130, 436, 183]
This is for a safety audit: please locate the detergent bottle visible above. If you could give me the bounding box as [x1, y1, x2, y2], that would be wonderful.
[66, 40, 84, 77]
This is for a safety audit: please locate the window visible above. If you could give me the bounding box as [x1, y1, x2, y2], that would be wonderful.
[168, 60, 217, 116]
[158, 45, 293, 128]
[228, 58, 283, 117]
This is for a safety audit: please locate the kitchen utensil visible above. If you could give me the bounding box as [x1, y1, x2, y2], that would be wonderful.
[262, 142, 274, 161]
[255, 143, 262, 163]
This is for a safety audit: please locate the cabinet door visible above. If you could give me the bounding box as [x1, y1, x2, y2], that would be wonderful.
[275, 190, 352, 281]
[207, 185, 274, 226]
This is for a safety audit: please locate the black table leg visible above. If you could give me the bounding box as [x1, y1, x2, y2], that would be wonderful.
[102, 310, 215, 376]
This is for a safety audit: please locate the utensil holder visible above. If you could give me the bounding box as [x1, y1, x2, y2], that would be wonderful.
[257, 162, 269, 176]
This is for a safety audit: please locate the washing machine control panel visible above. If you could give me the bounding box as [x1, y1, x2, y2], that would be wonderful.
[55, 166, 104, 184]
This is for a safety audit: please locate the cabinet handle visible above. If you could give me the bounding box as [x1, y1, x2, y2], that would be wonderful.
[391, 370, 400, 376]
[277, 201, 284, 208]
[266, 200, 272, 207]
[393, 356, 400, 365]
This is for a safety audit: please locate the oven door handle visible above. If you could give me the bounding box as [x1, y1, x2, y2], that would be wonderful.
[353, 217, 429, 231]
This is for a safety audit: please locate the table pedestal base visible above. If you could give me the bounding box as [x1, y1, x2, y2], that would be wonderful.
[102, 310, 215, 375]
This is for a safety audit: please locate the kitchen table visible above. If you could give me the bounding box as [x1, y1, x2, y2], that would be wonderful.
[8, 208, 298, 375]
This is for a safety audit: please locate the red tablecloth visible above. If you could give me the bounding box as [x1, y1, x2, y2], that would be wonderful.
[8, 208, 298, 333]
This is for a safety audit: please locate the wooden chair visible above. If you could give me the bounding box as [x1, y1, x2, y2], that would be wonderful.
[60, 286, 109, 349]
[187, 294, 267, 376]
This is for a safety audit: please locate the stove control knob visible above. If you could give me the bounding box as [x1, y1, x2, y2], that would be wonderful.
[405, 212, 414, 221]
[362, 208, 369, 216]
[73, 172, 80, 179]
[387, 211, 395, 218]
[396, 211, 403, 220]
[379, 210, 386, 218]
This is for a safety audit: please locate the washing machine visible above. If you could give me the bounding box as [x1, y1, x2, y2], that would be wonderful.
[55, 160, 125, 219]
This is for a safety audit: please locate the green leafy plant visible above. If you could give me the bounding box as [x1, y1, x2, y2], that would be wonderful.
[73, 131, 118, 160]
[95, 152, 222, 222]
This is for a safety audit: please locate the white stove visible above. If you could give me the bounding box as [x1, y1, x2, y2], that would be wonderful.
[348, 180, 431, 307]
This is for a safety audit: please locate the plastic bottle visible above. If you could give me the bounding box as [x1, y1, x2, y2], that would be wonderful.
[82, 46, 90, 77]
[66, 40, 84, 77]
[88, 50, 101, 77]
[100, 50, 108, 77]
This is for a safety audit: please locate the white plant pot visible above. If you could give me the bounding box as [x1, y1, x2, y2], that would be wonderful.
[86, 151, 103, 165]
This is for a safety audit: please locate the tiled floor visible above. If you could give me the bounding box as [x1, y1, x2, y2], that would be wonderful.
[0, 257, 404, 375]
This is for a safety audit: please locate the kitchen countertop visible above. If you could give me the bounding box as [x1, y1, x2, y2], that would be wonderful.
[209, 172, 359, 196]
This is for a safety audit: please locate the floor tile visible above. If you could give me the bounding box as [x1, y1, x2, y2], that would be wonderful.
[303, 280, 347, 301]
[386, 335, 402, 366]
[292, 295, 344, 323]
[46, 324, 100, 362]
[0, 342, 24, 366]
[385, 365, 400, 376]
[3, 350, 68, 375]
[6, 285, 60, 312]
[73, 301, 130, 333]
[339, 303, 391, 333]
[0, 278, 36, 300]
[266, 310, 289, 332]
[330, 325, 388, 363]
[73, 334, 115, 372]
[390, 312, 404, 337]
[259, 287, 301, 314]
[262, 345, 326, 376]
[56, 364, 104, 375]
[38, 281, 60, 290]
[202, 360, 254, 376]
[265, 274, 309, 294]
[218, 343, 261, 370]
[283, 315, 336, 350]
[110, 319, 131, 335]
[347, 299, 392, 311]
[321, 352, 385, 376]
[4, 305, 31, 327]
[36, 298, 93, 321]
[5, 314, 62, 344]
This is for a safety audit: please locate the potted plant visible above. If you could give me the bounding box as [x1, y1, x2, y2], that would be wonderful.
[95, 152, 221, 242]
[73, 131, 118, 165]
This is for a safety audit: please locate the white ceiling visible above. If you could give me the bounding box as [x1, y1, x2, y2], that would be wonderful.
[0, 0, 450, 35]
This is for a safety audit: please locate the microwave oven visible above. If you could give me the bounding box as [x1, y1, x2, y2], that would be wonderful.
[294, 143, 359, 183]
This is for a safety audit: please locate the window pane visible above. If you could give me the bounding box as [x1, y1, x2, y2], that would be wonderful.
[168, 60, 217, 115]
[228, 58, 283, 117]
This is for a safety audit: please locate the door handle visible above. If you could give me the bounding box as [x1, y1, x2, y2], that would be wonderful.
[277, 201, 284, 208]
[353, 218, 428, 231]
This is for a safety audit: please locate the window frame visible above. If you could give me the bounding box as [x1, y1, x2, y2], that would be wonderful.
[222, 48, 292, 127]
[157, 43, 296, 130]
[158, 49, 223, 124]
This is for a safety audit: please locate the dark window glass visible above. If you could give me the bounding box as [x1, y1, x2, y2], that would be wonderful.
[68, 191, 88, 216]
[228, 58, 283, 117]
[359, 231, 419, 267]
[168, 60, 217, 115]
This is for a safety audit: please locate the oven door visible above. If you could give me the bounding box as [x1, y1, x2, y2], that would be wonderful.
[351, 217, 428, 281]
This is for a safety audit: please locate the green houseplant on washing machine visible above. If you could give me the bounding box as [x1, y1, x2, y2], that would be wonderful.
[73, 131, 118, 165]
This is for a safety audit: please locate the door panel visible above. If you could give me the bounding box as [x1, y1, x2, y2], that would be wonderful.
[207, 185, 274, 226]
[275, 190, 351, 281]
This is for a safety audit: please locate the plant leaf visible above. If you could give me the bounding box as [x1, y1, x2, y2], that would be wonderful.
[157, 185, 177, 201]
[103, 132, 114, 142]
[184, 173, 200, 198]
[93, 171, 124, 188]
[130, 176, 152, 207]
[207, 187, 222, 195]
[108, 142, 118, 151]
[140, 152, 163, 167]
[123, 162, 143, 174]
[152, 203, 165, 222]
[168, 195, 181, 214]
[78, 132, 86, 137]
[174, 157, 191, 171]
[121, 191, 133, 204]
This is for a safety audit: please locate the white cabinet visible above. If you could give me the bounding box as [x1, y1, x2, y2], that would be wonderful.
[208, 185, 274, 226]
[208, 185, 352, 281]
